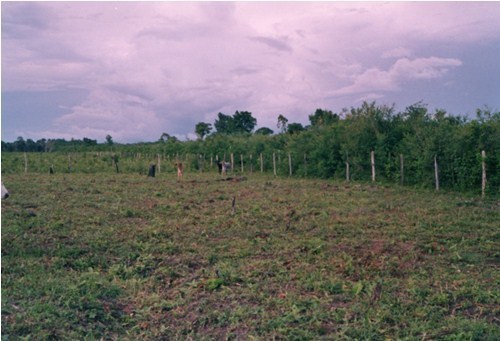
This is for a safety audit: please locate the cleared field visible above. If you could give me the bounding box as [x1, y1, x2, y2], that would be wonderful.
[1, 173, 499, 339]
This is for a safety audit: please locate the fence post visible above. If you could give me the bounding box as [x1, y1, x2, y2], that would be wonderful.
[240, 154, 244, 173]
[371, 151, 375, 182]
[24, 152, 28, 174]
[273, 152, 277, 177]
[231, 153, 234, 173]
[288, 152, 292, 177]
[113, 154, 120, 173]
[250, 154, 253, 173]
[304, 153, 307, 177]
[482, 150, 486, 198]
[400, 154, 404, 186]
[346, 161, 350, 182]
[260, 153, 264, 173]
[434, 155, 440, 191]
[157, 154, 161, 174]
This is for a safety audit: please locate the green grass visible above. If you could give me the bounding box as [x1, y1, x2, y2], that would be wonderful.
[1, 172, 499, 339]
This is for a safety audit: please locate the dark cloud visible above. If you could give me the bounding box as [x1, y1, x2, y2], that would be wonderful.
[1, 2, 53, 38]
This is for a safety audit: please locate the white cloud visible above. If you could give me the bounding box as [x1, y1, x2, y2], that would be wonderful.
[330, 57, 462, 97]
[392, 57, 463, 80]
[382, 47, 412, 59]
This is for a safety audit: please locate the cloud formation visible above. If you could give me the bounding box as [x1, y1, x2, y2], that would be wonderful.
[2, 2, 500, 142]
[332, 57, 463, 97]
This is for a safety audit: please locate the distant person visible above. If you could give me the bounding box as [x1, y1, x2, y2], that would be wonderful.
[175, 162, 184, 181]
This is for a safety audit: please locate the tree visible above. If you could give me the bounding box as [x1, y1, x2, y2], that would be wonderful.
[83, 137, 97, 146]
[159, 132, 170, 142]
[233, 111, 257, 133]
[105, 135, 114, 145]
[214, 111, 257, 134]
[287, 123, 305, 134]
[26, 139, 37, 152]
[195, 122, 212, 140]
[14, 136, 26, 152]
[255, 127, 274, 135]
[214, 112, 234, 134]
[309, 108, 339, 127]
[1, 141, 11, 152]
[277, 114, 288, 133]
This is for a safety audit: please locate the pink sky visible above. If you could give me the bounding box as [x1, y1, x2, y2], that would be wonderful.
[2, 2, 500, 142]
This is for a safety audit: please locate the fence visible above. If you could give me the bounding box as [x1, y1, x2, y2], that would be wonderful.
[0, 150, 496, 196]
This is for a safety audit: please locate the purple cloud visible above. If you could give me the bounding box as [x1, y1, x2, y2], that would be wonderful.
[249, 36, 293, 52]
[2, 2, 500, 142]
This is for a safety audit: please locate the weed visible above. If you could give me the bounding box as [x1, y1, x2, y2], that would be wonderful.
[1, 173, 498, 339]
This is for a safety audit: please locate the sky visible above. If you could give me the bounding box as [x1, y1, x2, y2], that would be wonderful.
[2, 1, 500, 143]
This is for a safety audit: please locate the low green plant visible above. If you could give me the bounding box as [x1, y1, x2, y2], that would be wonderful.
[1, 173, 498, 339]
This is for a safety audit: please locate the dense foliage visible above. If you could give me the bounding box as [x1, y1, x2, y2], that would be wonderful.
[2, 102, 499, 194]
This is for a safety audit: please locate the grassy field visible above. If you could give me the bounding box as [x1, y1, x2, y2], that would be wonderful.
[1, 172, 498, 339]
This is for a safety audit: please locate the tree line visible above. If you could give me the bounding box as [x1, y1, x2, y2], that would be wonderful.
[2, 101, 499, 194]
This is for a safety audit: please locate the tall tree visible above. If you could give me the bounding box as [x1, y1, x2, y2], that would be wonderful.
[277, 114, 289, 133]
[195, 122, 212, 140]
[233, 111, 257, 133]
[105, 135, 114, 145]
[214, 112, 234, 134]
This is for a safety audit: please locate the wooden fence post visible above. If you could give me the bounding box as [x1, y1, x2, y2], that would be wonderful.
[434, 155, 440, 191]
[113, 154, 120, 173]
[157, 154, 161, 174]
[240, 154, 244, 173]
[24, 152, 28, 174]
[304, 153, 307, 177]
[273, 152, 277, 176]
[288, 152, 292, 176]
[346, 160, 350, 182]
[260, 153, 264, 173]
[230, 153, 234, 173]
[371, 151, 375, 182]
[250, 154, 253, 173]
[482, 150, 486, 198]
[400, 154, 404, 186]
